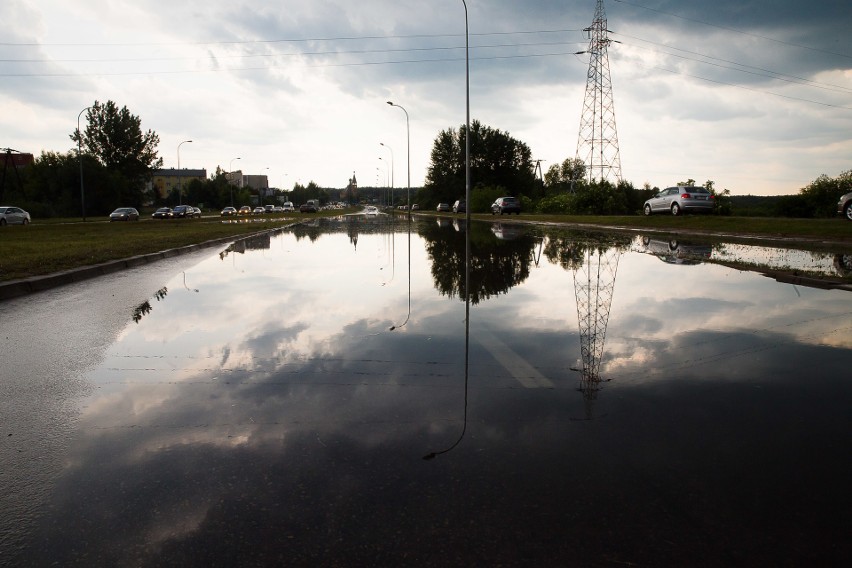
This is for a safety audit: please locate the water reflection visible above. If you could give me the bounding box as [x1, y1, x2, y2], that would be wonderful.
[4, 217, 851, 566]
[131, 286, 168, 323]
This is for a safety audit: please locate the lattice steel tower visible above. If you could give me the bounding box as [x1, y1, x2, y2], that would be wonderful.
[575, 0, 622, 184]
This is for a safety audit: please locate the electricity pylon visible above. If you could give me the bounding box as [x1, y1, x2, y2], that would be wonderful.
[573, 244, 621, 417]
[575, 0, 622, 184]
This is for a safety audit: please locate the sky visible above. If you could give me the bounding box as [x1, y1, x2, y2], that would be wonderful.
[1, 0, 850, 196]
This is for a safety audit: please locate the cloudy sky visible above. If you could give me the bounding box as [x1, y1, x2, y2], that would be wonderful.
[2, 0, 850, 195]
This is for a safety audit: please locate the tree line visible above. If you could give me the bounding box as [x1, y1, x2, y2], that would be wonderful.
[5, 100, 848, 218]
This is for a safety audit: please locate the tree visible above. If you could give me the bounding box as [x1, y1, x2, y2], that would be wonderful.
[800, 170, 852, 217]
[424, 120, 536, 207]
[71, 100, 162, 205]
[544, 157, 586, 194]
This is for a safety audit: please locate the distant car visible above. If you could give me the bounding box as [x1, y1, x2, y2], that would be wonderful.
[253, 206, 265, 214]
[282, 202, 295, 212]
[300, 203, 318, 213]
[171, 205, 196, 218]
[837, 190, 852, 221]
[364, 205, 379, 215]
[491, 196, 521, 215]
[109, 207, 139, 222]
[436, 203, 451, 212]
[238, 206, 252, 215]
[152, 207, 172, 219]
[0, 206, 31, 225]
[411, 204, 419, 210]
[644, 186, 715, 216]
[192, 207, 202, 218]
[272, 206, 283, 212]
[264, 204, 275, 213]
[221, 206, 237, 216]
[452, 200, 466, 213]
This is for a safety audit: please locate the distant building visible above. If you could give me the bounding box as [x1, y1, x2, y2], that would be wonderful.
[345, 172, 358, 204]
[1, 150, 35, 170]
[150, 168, 207, 200]
[226, 170, 268, 191]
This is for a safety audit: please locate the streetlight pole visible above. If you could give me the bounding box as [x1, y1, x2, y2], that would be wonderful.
[177, 140, 192, 205]
[386, 101, 410, 213]
[380, 142, 394, 207]
[229, 157, 241, 207]
[77, 106, 90, 221]
[378, 158, 389, 204]
[462, 0, 470, 226]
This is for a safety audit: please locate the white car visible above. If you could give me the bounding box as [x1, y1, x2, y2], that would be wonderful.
[0, 206, 31, 225]
[282, 202, 295, 212]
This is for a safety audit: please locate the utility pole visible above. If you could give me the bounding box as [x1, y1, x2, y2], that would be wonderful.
[575, 0, 622, 186]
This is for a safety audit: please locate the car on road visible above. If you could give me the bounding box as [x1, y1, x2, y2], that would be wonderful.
[238, 206, 252, 215]
[300, 203, 318, 213]
[192, 207, 202, 218]
[171, 205, 197, 218]
[0, 206, 30, 225]
[253, 206, 265, 214]
[264, 204, 275, 213]
[837, 190, 852, 221]
[452, 200, 466, 213]
[491, 196, 521, 215]
[109, 207, 139, 222]
[644, 186, 715, 216]
[152, 207, 173, 219]
[436, 203, 451, 212]
[364, 205, 379, 215]
[221, 206, 237, 216]
[282, 202, 295, 212]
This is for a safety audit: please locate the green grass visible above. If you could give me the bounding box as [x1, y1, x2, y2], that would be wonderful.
[2, 210, 850, 282]
[0, 214, 326, 282]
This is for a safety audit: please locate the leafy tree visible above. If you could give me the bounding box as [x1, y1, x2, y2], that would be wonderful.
[544, 157, 586, 194]
[424, 120, 536, 206]
[800, 170, 851, 217]
[71, 100, 162, 205]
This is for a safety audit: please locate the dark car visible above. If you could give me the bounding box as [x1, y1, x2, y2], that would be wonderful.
[452, 200, 466, 213]
[172, 205, 197, 218]
[0, 206, 31, 225]
[837, 191, 852, 221]
[644, 186, 715, 216]
[152, 207, 173, 219]
[300, 203, 318, 213]
[491, 196, 521, 215]
[109, 207, 139, 221]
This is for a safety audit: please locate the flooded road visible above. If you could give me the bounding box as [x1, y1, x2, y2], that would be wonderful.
[2, 216, 850, 566]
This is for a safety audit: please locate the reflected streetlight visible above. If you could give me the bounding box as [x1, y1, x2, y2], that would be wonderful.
[380, 142, 394, 207]
[386, 101, 410, 213]
[76, 106, 90, 221]
[177, 140, 192, 205]
[229, 157, 241, 207]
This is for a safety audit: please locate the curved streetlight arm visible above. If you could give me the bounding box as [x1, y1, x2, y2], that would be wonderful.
[177, 140, 192, 205]
[386, 101, 410, 212]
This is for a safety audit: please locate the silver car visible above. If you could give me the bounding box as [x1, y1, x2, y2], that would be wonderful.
[0, 206, 31, 225]
[837, 191, 852, 221]
[643, 186, 715, 216]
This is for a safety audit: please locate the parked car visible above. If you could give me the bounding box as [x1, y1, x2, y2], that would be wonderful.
[452, 200, 466, 213]
[837, 190, 852, 221]
[300, 203, 318, 213]
[436, 203, 451, 212]
[109, 207, 139, 222]
[0, 206, 31, 225]
[171, 205, 197, 218]
[491, 196, 521, 215]
[221, 206, 237, 216]
[192, 207, 202, 218]
[238, 206, 252, 215]
[152, 207, 173, 219]
[644, 186, 715, 216]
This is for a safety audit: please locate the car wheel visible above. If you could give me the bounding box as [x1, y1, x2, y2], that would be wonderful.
[845, 202, 852, 221]
[22, 218, 29, 225]
[644, 204, 652, 216]
[1, 219, 6, 226]
[671, 203, 681, 216]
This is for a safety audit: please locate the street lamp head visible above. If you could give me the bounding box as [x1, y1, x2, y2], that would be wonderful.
[386, 101, 393, 106]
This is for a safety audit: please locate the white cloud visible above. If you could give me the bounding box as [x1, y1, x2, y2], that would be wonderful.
[1, 0, 849, 195]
